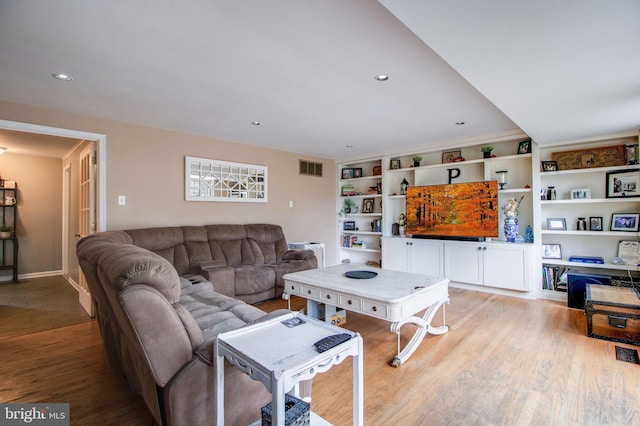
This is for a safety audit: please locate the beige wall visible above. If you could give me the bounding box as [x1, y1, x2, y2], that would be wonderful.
[0, 152, 62, 277]
[0, 100, 338, 270]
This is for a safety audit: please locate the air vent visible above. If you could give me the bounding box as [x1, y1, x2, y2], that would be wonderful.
[299, 160, 323, 177]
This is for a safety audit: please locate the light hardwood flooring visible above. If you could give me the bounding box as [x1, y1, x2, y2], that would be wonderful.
[1, 288, 639, 425]
[0, 275, 91, 338]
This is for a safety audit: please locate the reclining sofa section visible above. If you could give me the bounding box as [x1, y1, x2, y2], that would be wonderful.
[76, 224, 317, 426]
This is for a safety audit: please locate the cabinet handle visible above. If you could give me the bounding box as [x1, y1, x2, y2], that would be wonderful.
[326, 295, 331, 300]
[482, 247, 487, 251]
[291, 285, 295, 290]
[372, 306, 377, 312]
[307, 290, 312, 295]
[477, 246, 482, 250]
[347, 300, 353, 305]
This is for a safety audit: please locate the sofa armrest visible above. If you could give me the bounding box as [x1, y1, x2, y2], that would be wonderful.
[120, 285, 195, 387]
[282, 249, 314, 261]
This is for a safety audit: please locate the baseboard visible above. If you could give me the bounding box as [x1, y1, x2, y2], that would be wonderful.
[449, 281, 537, 300]
[0, 269, 64, 282]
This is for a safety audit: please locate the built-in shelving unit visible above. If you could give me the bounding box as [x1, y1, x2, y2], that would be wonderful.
[0, 184, 18, 283]
[538, 132, 640, 301]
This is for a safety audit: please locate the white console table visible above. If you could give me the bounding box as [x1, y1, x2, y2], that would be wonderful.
[214, 312, 363, 425]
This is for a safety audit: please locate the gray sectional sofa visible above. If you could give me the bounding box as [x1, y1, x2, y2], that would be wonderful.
[76, 224, 317, 426]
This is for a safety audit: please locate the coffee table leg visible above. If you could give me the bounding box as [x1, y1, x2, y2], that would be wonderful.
[389, 300, 449, 367]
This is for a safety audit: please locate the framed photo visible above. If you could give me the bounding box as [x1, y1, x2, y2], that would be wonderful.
[570, 188, 591, 199]
[442, 150, 461, 163]
[610, 213, 640, 232]
[589, 216, 603, 231]
[546, 218, 567, 230]
[362, 198, 375, 213]
[606, 169, 640, 198]
[518, 139, 532, 155]
[541, 161, 558, 172]
[390, 159, 401, 170]
[372, 165, 382, 176]
[341, 168, 353, 179]
[343, 221, 356, 231]
[542, 243, 562, 259]
[353, 168, 363, 178]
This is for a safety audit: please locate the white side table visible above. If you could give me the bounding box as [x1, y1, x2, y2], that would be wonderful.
[215, 312, 363, 425]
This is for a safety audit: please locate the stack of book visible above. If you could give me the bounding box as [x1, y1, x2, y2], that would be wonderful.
[542, 265, 569, 291]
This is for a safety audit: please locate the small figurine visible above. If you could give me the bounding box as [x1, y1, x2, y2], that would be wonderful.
[525, 225, 534, 243]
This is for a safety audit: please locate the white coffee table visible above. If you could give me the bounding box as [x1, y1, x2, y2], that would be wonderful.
[214, 312, 363, 426]
[283, 263, 449, 366]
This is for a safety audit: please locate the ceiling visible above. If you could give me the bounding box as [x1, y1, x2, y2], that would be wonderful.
[0, 1, 638, 160]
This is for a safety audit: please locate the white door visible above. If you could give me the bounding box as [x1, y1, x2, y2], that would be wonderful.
[411, 239, 444, 276]
[78, 143, 95, 316]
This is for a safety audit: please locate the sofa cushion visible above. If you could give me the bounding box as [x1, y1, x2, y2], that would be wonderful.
[234, 265, 275, 297]
[245, 224, 288, 264]
[125, 227, 191, 275]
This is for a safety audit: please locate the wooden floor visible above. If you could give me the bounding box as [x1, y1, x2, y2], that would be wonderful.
[0, 275, 91, 338]
[1, 288, 639, 425]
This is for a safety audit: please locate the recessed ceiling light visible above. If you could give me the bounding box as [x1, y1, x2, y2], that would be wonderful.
[346, 144, 354, 148]
[456, 121, 465, 125]
[251, 121, 261, 126]
[374, 75, 389, 82]
[52, 73, 73, 81]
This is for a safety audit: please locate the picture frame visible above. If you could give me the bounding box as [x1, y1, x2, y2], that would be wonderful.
[353, 168, 363, 178]
[390, 159, 401, 170]
[606, 169, 640, 198]
[517, 139, 532, 155]
[372, 165, 382, 176]
[589, 216, 603, 231]
[362, 198, 375, 214]
[541, 161, 558, 172]
[341, 168, 353, 179]
[343, 221, 356, 231]
[610, 213, 640, 232]
[546, 218, 567, 231]
[442, 149, 461, 163]
[542, 243, 562, 259]
[570, 188, 591, 199]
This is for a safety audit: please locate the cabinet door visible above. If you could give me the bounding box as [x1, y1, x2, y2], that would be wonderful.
[381, 237, 409, 272]
[444, 242, 482, 285]
[410, 239, 444, 276]
[484, 244, 529, 290]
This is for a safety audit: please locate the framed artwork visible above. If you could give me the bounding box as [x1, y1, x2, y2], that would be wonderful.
[542, 243, 562, 259]
[442, 150, 461, 163]
[518, 139, 532, 155]
[570, 188, 591, 199]
[341, 168, 353, 179]
[541, 161, 558, 172]
[589, 216, 603, 231]
[606, 169, 640, 198]
[390, 159, 401, 170]
[372, 165, 382, 176]
[610, 213, 640, 232]
[362, 198, 375, 213]
[546, 218, 567, 231]
[353, 168, 363, 178]
[343, 221, 356, 231]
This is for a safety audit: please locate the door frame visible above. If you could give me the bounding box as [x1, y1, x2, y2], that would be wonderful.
[0, 119, 107, 274]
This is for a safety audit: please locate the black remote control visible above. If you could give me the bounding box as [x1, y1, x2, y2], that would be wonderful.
[313, 333, 352, 353]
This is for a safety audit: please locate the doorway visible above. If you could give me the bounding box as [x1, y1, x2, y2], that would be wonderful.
[0, 119, 106, 322]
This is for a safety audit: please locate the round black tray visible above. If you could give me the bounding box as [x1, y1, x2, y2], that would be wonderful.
[344, 270, 378, 279]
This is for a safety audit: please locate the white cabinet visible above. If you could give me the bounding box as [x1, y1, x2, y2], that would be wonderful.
[382, 237, 443, 276]
[443, 241, 531, 291]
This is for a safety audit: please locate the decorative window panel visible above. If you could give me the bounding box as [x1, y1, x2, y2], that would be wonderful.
[185, 156, 268, 202]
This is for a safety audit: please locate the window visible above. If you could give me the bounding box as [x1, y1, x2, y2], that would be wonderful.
[185, 156, 267, 202]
